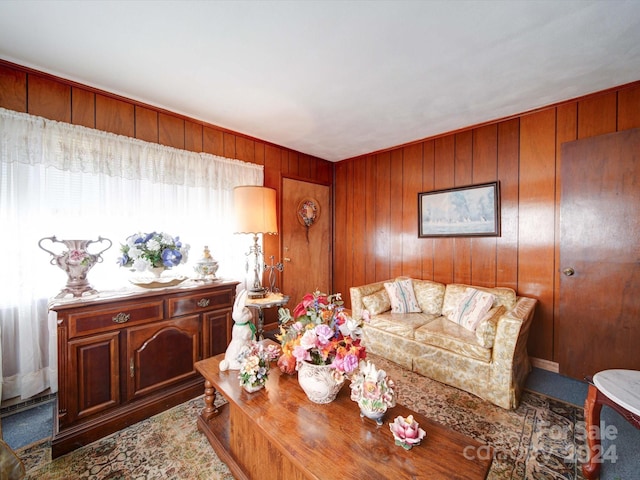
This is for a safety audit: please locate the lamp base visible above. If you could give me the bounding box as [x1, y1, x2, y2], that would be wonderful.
[247, 287, 267, 299]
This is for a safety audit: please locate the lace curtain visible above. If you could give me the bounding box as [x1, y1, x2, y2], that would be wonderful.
[0, 107, 263, 401]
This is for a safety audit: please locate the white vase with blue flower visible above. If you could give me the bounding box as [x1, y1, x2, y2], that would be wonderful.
[118, 231, 190, 279]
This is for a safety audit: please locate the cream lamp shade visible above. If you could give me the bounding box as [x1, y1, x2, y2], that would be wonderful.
[234, 186, 278, 235]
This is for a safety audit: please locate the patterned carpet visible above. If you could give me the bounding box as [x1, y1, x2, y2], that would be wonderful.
[16, 356, 586, 479]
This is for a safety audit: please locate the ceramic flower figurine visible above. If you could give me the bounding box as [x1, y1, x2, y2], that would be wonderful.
[236, 341, 280, 392]
[350, 360, 396, 425]
[389, 415, 426, 450]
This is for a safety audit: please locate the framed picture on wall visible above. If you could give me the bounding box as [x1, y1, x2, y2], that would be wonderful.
[418, 182, 500, 237]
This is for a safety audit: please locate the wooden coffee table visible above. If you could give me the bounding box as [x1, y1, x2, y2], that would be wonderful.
[195, 354, 492, 479]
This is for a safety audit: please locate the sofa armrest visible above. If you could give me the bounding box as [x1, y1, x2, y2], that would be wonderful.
[492, 296, 537, 364]
[349, 281, 388, 321]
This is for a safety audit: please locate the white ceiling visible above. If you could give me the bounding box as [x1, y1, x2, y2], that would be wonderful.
[1, 1, 640, 162]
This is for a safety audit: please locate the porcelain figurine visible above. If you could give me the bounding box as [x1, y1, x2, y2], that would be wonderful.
[389, 415, 426, 450]
[194, 245, 219, 280]
[350, 360, 396, 425]
[219, 289, 256, 371]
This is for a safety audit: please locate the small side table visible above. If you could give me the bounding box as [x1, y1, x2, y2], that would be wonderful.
[245, 293, 290, 340]
[582, 369, 640, 479]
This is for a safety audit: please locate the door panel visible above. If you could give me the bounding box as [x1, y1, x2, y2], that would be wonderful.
[67, 331, 120, 423]
[558, 128, 640, 379]
[281, 178, 331, 307]
[125, 315, 200, 400]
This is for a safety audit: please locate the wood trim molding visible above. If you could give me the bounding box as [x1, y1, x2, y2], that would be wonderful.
[530, 356, 559, 373]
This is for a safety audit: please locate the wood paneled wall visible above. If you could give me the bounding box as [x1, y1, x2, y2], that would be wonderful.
[3, 59, 640, 367]
[0, 60, 332, 271]
[334, 82, 640, 365]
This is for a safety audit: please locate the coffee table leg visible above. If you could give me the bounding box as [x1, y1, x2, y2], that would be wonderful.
[202, 379, 219, 421]
[582, 383, 602, 479]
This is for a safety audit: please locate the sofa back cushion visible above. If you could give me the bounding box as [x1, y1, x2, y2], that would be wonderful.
[361, 289, 391, 315]
[412, 279, 446, 315]
[442, 284, 517, 319]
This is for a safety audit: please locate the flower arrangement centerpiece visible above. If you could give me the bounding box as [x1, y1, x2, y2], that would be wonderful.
[237, 341, 280, 392]
[349, 360, 396, 425]
[277, 291, 367, 377]
[117, 232, 190, 275]
[277, 291, 367, 403]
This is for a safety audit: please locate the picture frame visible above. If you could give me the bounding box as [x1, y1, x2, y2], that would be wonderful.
[418, 181, 500, 237]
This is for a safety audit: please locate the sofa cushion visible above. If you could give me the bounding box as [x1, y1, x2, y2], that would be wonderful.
[384, 279, 421, 314]
[450, 287, 495, 331]
[414, 317, 493, 363]
[412, 279, 446, 315]
[442, 283, 517, 319]
[368, 311, 437, 339]
[475, 305, 505, 348]
[361, 289, 391, 315]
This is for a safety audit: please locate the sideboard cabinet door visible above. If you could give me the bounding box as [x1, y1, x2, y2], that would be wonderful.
[203, 309, 233, 358]
[125, 314, 201, 400]
[64, 331, 120, 426]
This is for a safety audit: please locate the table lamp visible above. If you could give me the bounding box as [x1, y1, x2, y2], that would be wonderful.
[234, 186, 278, 298]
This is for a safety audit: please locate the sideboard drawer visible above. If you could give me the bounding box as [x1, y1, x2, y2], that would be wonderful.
[67, 300, 164, 338]
[167, 288, 235, 318]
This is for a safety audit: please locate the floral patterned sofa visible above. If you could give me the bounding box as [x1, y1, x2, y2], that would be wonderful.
[350, 278, 537, 410]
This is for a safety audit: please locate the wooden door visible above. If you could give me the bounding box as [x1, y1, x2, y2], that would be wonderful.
[558, 128, 640, 379]
[281, 178, 331, 307]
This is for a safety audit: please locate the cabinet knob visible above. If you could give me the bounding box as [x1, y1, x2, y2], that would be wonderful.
[197, 298, 210, 308]
[113, 312, 130, 323]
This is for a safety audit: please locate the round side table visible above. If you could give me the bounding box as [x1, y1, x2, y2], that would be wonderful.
[582, 369, 640, 479]
[245, 293, 289, 340]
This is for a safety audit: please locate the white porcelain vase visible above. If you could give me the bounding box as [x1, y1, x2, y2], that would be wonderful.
[38, 236, 112, 298]
[297, 361, 344, 404]
[148, 266, 167, 278]
[242, 382, 264, 393]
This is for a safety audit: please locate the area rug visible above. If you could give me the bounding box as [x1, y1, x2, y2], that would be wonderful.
[16, 355, 587, 479]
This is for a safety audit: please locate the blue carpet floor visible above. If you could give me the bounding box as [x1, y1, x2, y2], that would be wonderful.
[1, 368, 638, 479]
[1, 400, 54, 450]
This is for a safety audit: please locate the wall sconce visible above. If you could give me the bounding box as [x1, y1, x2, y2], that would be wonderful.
[234, 186, 278, 299]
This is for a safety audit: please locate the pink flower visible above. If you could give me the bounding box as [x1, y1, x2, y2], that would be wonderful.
[362, 380, 381, 399]
[299, 329, 318, 350]
[332, 352, 359, 374]
[292, 345, 311, 362]
[293, 292, 329, 318]
[314, 324, 334, 345]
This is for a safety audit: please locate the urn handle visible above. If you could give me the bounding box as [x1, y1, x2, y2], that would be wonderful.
[37, 236, 60, 259]
[197, 298, 210, 308]
[88, 236, 113, 259]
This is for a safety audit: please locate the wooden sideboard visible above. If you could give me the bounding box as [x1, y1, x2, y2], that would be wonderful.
[49, 280, 238, 458]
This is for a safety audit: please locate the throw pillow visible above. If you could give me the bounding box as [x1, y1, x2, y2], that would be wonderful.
[362, 289, 391, 315]
[384, 279, 421, 314]
[450, 288, 495, 331]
